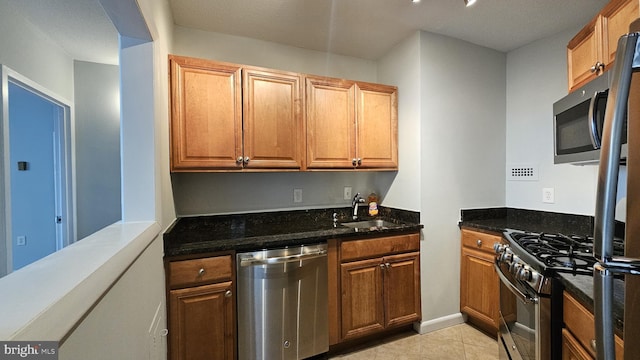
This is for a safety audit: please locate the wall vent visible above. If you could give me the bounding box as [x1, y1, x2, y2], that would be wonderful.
[507, 164, 539, 181]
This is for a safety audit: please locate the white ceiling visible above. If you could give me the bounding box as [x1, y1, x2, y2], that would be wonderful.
[5, 0, 611, 64]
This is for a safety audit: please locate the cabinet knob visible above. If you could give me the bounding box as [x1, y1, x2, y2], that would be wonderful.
[198, 268, 205, 276]
[590, 61, 605, 73]
[244, 157, 250, 164]
[357, 158, 362, 165]
[352, 158, 358, 166]
[476, 239, 483, 247]
[590, 339, 597, 352]
[236, 156, 243, 164]
[380, 264, 386, 269]
[225, 290, 232, 298]
[385, 262, 390, 269]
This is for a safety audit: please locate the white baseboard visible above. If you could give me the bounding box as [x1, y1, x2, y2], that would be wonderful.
[413, 313, 466, 334]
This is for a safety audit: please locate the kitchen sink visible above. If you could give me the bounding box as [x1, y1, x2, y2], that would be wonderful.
[341, 219, 397, 229]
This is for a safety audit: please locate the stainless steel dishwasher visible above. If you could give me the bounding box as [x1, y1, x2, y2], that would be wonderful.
[236, 243, 328, 360]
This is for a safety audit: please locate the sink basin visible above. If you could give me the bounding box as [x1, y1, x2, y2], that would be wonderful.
[341, 219, 397, 229]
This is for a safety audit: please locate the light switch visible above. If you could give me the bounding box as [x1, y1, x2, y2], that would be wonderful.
[16, 236, 26, 246]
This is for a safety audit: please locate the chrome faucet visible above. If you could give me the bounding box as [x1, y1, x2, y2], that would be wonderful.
[352, 193, 365, 220]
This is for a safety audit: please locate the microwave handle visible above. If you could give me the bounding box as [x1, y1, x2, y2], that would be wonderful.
[588, 89, 608, 149]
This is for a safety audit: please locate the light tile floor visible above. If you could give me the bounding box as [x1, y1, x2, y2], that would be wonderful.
[328, 323, 499, 360]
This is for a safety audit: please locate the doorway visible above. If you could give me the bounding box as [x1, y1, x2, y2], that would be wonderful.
[0, 65, 74, 275]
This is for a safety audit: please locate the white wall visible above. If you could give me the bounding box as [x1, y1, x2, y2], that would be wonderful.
[173, 26, 377, 82]
[0, 0, 73, 100]
[505, 27, 627, 219]
[59, 234, 166, 360]
[74, 61, 121, 239]
[419, 31, 507, 323]
[377, 32, 422, 211]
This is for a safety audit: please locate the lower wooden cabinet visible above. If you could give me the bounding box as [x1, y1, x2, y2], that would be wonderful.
[331, 233, 421, 343]
[460, 228, 502, 335]
[562, 291, 624, 360]
[167, 254, 235, 360]
[562, 328, 593, 360]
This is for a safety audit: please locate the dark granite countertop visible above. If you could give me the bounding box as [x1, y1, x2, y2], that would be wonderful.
[459, 207, 594, 236]
[460, 207, 626, 337]
[164, 206, 422, 257]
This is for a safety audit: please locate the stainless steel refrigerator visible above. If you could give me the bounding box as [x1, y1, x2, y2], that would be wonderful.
[594, 18, 640, 360]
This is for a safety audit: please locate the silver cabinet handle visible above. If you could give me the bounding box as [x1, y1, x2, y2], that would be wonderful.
[352, 158, 357, 166]
[385, 262, 390, 269]
[224, 290, 232, 298]
[591, 61, 604, 73]
[476, 239, 482, 247]
[240, 250, 327, 266]
[380, 264, 385, 269]
[198, 268, 205, 276]
[244, 156, 250, 164]
[590, 339, 597, 352]
[357, 158, 362, 165]
[236, 156, 243, 164]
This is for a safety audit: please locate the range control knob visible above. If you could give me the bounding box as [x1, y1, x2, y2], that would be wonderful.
[509, 262, 522, 274]
[500, 252, 513, 262]
[493, 243, 506, 254]
[517, 267, 533, 282]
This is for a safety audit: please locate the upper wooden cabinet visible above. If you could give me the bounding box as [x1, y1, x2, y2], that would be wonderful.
[567, 0, 639, 91]
[170, 55, 398, 171]
[169, 56, 303, 171]
[170, 56, 242, 170]
[306, 76, 398, 170]
[242, 67, 304, 169]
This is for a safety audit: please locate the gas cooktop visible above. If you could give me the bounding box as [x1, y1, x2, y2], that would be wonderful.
[504, 230, 625, 275]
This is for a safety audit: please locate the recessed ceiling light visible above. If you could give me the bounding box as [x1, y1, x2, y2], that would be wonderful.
[411, 0, 420, 3]
[464, 0, 477, 6]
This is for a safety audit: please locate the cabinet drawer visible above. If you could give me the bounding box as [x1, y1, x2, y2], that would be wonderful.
[461, 229, 501, 254]
[341, 233, 419, 262]
[563, 292, 624, 359]
[168, 255, 232, 288]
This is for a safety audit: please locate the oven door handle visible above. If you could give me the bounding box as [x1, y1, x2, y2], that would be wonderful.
[494, 261, 538, 305]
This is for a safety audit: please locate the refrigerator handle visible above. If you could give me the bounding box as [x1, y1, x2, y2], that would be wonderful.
[594, 33, 638, 262]
[594, 264, 616, 360]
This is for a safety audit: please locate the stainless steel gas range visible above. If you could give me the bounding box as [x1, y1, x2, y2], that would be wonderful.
[494, 230, 619, 360]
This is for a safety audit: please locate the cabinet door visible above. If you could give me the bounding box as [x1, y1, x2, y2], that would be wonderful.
[383, 252, 421, 328]
[306, 76, 356, 168]
[567, 17, 603, 91]
[340, 258, 385, 340]
[460, 246, 499, 334]
[562, 328, 593, 360]
[169, 282, 235, 360]
[602, 0, 639, 66]
[243, 67, 304, 169]
[170, 56, 242, 171]
[355, 83, 398, 169]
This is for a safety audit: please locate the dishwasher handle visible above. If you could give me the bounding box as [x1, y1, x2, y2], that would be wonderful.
[240, 249, 327, 267]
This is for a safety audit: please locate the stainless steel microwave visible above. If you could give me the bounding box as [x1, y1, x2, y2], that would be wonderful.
[553, 73, 627, 165]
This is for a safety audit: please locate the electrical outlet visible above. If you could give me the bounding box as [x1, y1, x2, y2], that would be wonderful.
[293, 189, 303, 203]
[16, 236, 26, 246]
[343, 186, 352, 200]
[542, 188, 555, 203]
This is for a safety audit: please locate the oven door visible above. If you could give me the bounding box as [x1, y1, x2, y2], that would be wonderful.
[495, 261, 546, 360]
